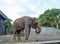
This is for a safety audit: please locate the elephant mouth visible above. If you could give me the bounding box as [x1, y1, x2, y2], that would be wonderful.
[33, 26, 37, 29]
[35, 28, 41, 34]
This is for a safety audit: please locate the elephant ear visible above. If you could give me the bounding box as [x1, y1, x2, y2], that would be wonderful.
[33, 17, 36, 19]
[33, 17, 37, 20]
[32, 17, 38, 21]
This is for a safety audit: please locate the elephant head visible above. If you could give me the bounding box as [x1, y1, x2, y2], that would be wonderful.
[32, 17, 41, 34]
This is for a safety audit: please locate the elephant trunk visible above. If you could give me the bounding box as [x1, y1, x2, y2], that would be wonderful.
[35, 24, 41, 34]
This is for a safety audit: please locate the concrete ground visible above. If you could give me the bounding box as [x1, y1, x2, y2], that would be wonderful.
[0, 34, 60, 44]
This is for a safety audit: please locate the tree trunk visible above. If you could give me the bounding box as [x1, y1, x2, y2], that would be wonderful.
[56, 23, 58, 30]
[55, 23, 58, 34]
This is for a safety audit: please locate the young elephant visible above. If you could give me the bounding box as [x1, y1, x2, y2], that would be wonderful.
[13, 16, 41, 40]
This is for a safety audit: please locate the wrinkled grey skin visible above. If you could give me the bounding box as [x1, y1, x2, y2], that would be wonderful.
[13, 16, 41, 40]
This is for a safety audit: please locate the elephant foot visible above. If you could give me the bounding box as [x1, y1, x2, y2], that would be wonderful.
[18, 38, 22, 41]
[13, 38, 17, 42]
[13, 37, 16, 40]
[25, 38, 29, 42]
[26, 38, 28, 40]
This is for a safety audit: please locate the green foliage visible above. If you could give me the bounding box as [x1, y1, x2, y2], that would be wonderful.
[38, 8, 60, 29]
[5, 18, 12, 31]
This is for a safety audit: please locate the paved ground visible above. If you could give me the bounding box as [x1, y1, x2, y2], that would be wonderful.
[0, 34, 60, 43]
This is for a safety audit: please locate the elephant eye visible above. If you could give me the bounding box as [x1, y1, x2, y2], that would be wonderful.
[35, 22, 38, 24]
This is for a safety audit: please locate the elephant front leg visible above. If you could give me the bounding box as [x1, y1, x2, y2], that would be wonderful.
[25, 25, 30, 40]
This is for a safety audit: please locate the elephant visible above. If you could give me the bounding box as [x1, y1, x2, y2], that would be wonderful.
[12, 16, 41, 40]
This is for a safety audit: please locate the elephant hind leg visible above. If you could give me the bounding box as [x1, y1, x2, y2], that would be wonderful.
[13, 30, 16, 40]
[16, 30, 21, 41]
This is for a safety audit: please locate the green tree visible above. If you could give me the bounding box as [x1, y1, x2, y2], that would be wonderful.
[5, 18, 12, 31]
[38, 9, 60, 29]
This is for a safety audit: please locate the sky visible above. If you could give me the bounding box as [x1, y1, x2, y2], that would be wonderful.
[0, 0, 60, 22]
